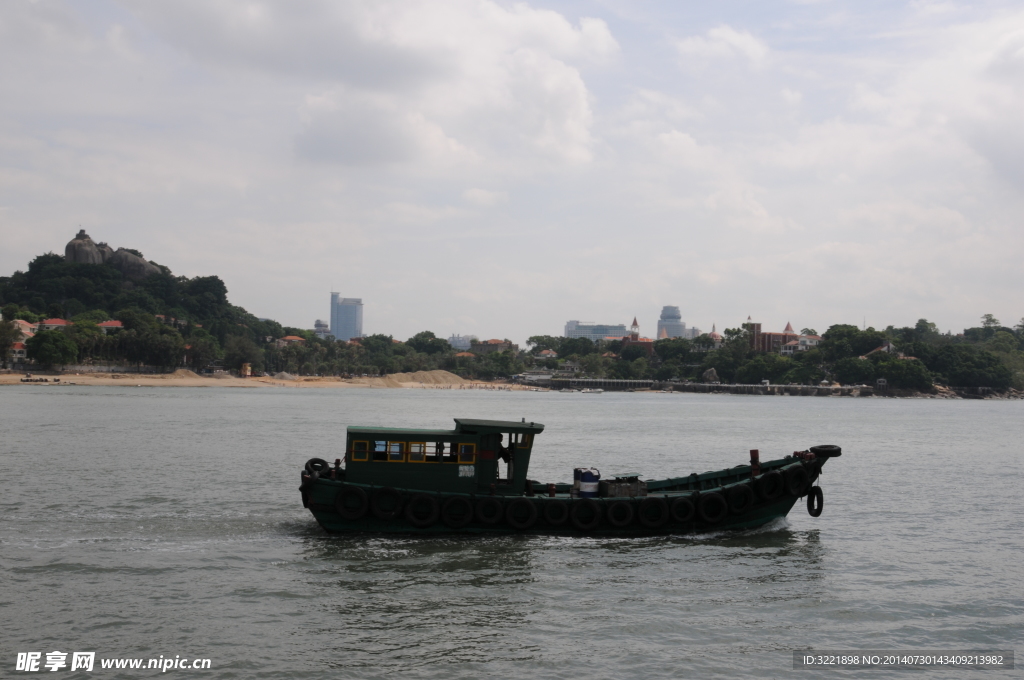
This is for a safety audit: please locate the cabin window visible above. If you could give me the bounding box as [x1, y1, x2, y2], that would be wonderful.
[373, 441, 388, 462]
[521, 434, 533, 448]
[458, 443, 476, 464]
[442, 443, 459, 464]
[408, 442, 426, 462]
[426, 442, 443, 463]
[387, 442, 405, 462]
[351, 440, 369, 462]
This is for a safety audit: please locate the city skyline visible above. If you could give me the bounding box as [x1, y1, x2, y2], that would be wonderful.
[2, 2, 1021, 344]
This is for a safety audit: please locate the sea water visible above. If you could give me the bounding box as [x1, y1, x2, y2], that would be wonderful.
[1, 387, 1021, 678]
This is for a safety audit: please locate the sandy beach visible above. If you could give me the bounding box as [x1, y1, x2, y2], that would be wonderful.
[0, 369, 532, 390]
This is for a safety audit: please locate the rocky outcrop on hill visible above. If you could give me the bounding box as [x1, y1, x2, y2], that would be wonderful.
[64, 230, 161, 281]
[108, 248, 161, 281]
[702, 367, 719, 382]
[65, 230, 106, 265]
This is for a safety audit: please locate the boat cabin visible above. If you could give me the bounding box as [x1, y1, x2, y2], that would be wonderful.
[344, 418, 544, 494]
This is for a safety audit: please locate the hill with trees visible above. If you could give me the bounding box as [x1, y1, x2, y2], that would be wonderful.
[0, 249, 521, 378]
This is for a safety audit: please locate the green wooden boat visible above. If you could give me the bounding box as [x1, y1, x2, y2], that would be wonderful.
[299, 418, 841, 535]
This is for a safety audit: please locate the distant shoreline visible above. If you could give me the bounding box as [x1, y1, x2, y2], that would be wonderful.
[1, 371, 1019, 399]
[0, 369, 526, 390]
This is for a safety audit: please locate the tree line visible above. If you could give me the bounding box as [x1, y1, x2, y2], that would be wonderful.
[1, 251, 1020, 389]
[526, 316, 1023, 391]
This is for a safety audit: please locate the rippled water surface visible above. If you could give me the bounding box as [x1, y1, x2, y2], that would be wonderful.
[1, 387, 1021, 678]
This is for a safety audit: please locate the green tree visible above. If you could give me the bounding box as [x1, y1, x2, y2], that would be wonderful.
[224, 335, 264, 372]
[981, 314, 1001, 328]
[0, 319, 19, 368]
[871, 354, 933, 390]
[833, 356, 876, 385]
[620, 344, 649, 362]
[187, 335, 221, 371]
[929, 345, 1010, 388]
[526, 335, 561, 353]
[73, 309, 111, 324]
[654, 337, 691, 362]
[735, 354, 796, 384]
[800, 328, 817, 336]
[2, 304, 18, 321]
[579, 353, 609, 377]
[406, 331, 451, 355]
[26, 330, 79, 368]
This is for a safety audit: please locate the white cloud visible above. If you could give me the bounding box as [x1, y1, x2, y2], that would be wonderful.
[1, 1, 1023, 341]
[677, 25, 768, 67]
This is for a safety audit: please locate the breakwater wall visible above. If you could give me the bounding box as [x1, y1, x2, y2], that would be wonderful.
[654, 382, 872, 397]
[543, 377, 873, 396]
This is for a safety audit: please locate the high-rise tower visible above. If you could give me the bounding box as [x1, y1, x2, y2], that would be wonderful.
[330, 293, 363, 341]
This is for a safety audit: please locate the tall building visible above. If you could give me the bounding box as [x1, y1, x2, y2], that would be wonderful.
[656, 306, 686, 339]
[330, 293, 363, 342]
[447, 334, 477, 351]
[656, 306, 702, 339]
[564, 320, 629, 342]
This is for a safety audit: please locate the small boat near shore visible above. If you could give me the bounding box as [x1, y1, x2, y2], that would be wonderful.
[299, 418, 841, 536]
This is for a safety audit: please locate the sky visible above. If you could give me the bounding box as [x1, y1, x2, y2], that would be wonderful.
[1, 0, 1022, 344]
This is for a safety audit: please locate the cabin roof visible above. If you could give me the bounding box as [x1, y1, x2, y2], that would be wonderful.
[454, 418, 544, 434]
[347, 418, 544, 438]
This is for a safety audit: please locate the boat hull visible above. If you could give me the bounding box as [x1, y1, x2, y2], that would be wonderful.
[307, 495, 799, 536]
[301, 453, 833, 537]
[299, 475, 811, 540]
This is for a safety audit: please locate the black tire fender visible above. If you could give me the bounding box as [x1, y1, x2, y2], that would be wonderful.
[505, 498, 538, 530]
[334, 485, 368, 520]
[606, 500, 635, 528]
[697, 492, 728, 524]
[726, 484, 755, 514]
[670, 496, 695, 523]
[305, 458, 331, 475]
[543, 500, 569, 526]
[638, 497, 669, 528]
[754, 471, 784, 501]
[476, 497, 504, 525]
[807, 487, 824, 517]
[441, 496, 474, 528]
[570, 498, 602, 531]
[404, 493, 440, 528]
[370, 487, 404, 520]
[785, 465, 810, 497]
[809, 445, 841, 458]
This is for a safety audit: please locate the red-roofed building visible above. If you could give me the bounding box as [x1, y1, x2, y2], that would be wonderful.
[275, 335, 307, 348]
[97, 320, 124, 335]
[537, 349, 558, 359]
[37, 318, 71, 331]
[748, 320, 799, 354]
[9, 341, 27, 363]
[620, 317, 655, 357]
[11, 319, 35, 341]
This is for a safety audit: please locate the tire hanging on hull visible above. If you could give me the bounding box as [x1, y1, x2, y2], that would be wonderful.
[335, 485, 369, 520]
[697, 492, 727, 524]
